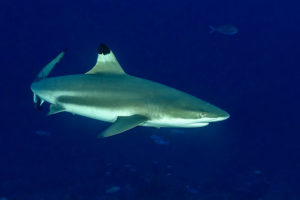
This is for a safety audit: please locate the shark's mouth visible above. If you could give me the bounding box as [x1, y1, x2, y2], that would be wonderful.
[195, 116, 230, 123]
[187, 122, 209, 127]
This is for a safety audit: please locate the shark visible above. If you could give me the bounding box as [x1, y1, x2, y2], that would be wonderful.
[31, 44, 230, 138]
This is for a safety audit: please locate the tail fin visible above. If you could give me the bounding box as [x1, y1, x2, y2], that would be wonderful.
[32, 50, 65, 110]
[209, 25, 217, 33]
[35, 50, 65, 81]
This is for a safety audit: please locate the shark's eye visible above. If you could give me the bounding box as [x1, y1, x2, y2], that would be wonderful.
[198, 113, 206, 118]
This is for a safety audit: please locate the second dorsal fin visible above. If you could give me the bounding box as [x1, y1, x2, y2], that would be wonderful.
[85, 44, 125, 75]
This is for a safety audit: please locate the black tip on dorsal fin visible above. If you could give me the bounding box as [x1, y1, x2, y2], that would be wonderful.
[98, 43, 111, 55]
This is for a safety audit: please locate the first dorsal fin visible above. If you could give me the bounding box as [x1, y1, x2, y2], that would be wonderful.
[85, 44, 126, 75]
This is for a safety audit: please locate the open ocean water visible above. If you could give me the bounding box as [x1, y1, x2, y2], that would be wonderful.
[0, 0, 299, 199]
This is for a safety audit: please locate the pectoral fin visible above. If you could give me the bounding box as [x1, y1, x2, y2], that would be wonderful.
[98, 115, 148, 138]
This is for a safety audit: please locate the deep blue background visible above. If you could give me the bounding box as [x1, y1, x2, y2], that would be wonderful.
[0, 0, 299, 199]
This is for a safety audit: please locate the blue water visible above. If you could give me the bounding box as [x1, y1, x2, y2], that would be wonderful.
[0, 0, 299, 199]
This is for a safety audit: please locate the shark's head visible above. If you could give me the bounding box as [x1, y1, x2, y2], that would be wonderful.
[183, 104, 229, 122]
[196, 106, 230, 123]
[163, 96, 230, 127]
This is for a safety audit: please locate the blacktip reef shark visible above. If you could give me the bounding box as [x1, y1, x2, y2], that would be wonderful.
[31, 44, 230, 138]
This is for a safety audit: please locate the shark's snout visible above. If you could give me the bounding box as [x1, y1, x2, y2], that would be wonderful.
[208, 108, 230, 122]
[217, 109, 230, 119]
[213, 113, 230, 122]
[195, 104, 230, 123]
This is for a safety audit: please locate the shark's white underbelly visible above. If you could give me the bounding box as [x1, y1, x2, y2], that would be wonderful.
[39, 92, 211, 128]
[143, 120, 209, 128]
[61, 103, 210, 128]
[63, 104, 131, 123]
[34, 91, 213, 130]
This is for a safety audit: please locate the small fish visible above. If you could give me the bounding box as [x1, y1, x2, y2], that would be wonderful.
[150, 135, 169, 145]
[105, 186, 120, 194]
[167, 165, 173, 169]
[186, 185, 199, 194]
[209, 25, 238, 35]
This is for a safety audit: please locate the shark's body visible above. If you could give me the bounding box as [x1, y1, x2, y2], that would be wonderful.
[31, 44, 229, 137]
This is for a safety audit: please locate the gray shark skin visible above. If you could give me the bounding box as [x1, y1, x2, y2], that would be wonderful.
[31, 44, 229, 138]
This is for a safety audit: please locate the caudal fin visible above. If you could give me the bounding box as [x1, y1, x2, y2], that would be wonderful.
[34, 50, 65, 81]
[32, 50, 65, 110]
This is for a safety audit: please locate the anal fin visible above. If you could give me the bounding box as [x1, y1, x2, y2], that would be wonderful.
[98, 115, 148, 138]
[48, 104, 65, 116]
[33, 94, 44, 111]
